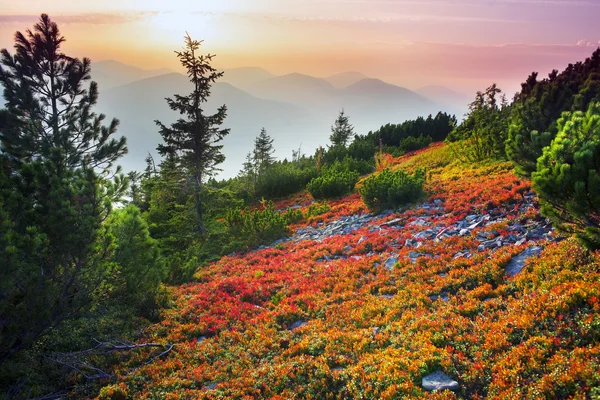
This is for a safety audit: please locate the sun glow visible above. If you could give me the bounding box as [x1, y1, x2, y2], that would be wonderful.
[148, 12, 221, 45]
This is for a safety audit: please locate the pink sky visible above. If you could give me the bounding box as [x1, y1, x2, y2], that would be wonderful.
[0, 0, 598, 94]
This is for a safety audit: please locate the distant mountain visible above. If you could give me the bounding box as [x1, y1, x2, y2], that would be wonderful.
[220, 67, 275, 90]
[415, 85, 471, 117]
[0, 60, 460, 178]
[326, 71, 369, 88]
[247, 73, 338, 107]
[95, 73, 311, 179]
[92, 60, 173, 91]
[344, 78, 426, 99]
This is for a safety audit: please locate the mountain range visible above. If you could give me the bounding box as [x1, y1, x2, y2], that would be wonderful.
[2, 60, 470, 179]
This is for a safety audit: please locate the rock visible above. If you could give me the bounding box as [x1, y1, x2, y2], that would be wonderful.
[381, 218, 402, 227]
[459, 228, 470, 236]
[466, 214, 478, 222]
[410, 218, 428, 227]
[379, 294, 394, 299]
[434, 199, 443, 206]
[358, 236, 367, 244]
[429, 292, 449, 302]
[414, 230, 435, 240]
[343, 245, 353, 253]
[384, 256, 398, 271]
[202, 383, 217, 391]
[289, 320, 308, 331]
[505, 246, 543, 277]
[477, 244, 485, 252]
[372, 327, 381, 335]
[197, 336, 207, 343]
[422, 371, 460, 392]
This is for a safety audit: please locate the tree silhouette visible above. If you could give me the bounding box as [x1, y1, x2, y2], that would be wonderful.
[156, 33, 229, 232]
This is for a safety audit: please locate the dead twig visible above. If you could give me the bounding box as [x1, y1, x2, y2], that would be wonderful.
[42, 340, 174, 382]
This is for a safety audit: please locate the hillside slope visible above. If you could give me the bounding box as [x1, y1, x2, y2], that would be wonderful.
[106, 144, 600, 399]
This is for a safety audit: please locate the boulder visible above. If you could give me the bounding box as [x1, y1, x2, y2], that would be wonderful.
[422, 371, 459, 392]
[505, 246, 543, 277]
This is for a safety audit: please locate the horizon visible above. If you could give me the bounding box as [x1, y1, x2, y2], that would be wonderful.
[2, 1, 599, 96]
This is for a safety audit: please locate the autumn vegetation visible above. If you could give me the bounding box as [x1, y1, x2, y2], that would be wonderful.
[1, 13, 600, 400]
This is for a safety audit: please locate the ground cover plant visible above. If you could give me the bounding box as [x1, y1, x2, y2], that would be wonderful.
[81, 144, 600, 399]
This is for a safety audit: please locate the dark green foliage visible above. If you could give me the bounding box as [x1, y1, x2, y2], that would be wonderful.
[397, 134, 432, 152]
[348, 137, 378, 161]
[507, 48, 600, 176]
[225, 201, 302, 249]
[360, 112, 456, 148]
[105, 205, 166, 314]
[532, 102, 600, 249]
[155, 34, 229, 232]
[0, 14, 129, 366]
[329, 109, 355, 147]
[359, 168, 426, 212]
[305, 201, 331, 218]
[446, 84, 510, 162]
[307, 170, 360, 199]
[322, 156, 375, 176]
[253, 127, 276, 175]
[255, 161, 318, 200]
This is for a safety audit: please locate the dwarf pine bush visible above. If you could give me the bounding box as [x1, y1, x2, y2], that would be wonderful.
[532, 102, 600, 249]
[307, 170, 360, 199]
[359, 168, 426, 211]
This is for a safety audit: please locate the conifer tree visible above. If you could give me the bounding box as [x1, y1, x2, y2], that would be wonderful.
[253, 127, 275, 176]
[0, 14, 128, 361]
[156, 33, 229, 232]
[330, 109, 355, 148]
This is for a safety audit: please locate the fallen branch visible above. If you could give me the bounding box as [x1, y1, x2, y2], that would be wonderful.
[43, 340, 174, 381]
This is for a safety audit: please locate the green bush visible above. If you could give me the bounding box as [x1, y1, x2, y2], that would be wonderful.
[532, 102, 600, 249]
[398, 135, 432, 152]
[225, 201, 302, 249]
[307, 170, 360, 199]
[255, 163, 318, 200]
[305, 202, 331, 218]
[322, 156, 375, 176]
[359, 168, 426, 211]
[348, 138, 378, 161]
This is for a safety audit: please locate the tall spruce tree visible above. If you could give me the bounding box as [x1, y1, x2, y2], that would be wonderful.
[330, 109, 355, 148]
[0, 14, 128, 362]
[156, 34, 229, 232]
[253, 127, 275, 176]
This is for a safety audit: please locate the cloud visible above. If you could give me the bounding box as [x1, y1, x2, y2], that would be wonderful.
[576, 39, 600, 47]
[0, 12, 156, 26]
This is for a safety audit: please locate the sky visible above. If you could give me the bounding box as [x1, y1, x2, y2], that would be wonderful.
[0, 0, 599, 94]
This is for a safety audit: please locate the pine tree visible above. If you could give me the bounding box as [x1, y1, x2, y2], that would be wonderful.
[330, 109, 355, 148]
[0, 14, 128, 361]
[533, 102, 600, 249]
[156, 33, 229, 232]
[241, 151, 256, 193]
[253, 127, 275, 176]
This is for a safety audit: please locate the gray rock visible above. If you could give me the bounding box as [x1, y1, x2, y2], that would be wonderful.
[358, 236, 367, 244]
[379, 294, 394, 299]
[422, 371, 459, 392]
[429, 292, 449, 302]
[459, 228, 470, 236]
[289, 320, 308, 331]
[197, 336, 207, 343]
[381, 218, 402, 227]
[372, 327, 381, 335]
[202, 382, 217, 391]
[343, 245, 353, 253]
[384, 256, 398, 271]
[505, 246, 543, 277]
